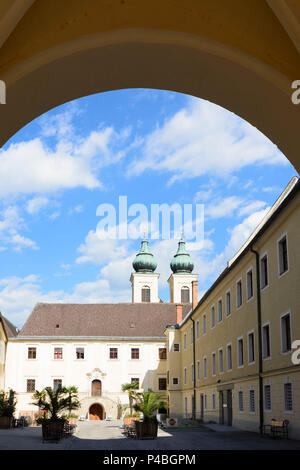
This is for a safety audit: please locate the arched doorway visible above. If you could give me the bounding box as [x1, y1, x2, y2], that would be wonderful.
[91, 379, 102, 396]
[89, 403, 104, 421]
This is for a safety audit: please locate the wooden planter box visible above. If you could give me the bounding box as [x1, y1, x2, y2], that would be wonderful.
[42, 420, 65, 442]
[135, 421, 158, 440]
[0, 416, 13, 429]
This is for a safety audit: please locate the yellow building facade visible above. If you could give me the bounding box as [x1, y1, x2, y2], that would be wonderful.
[166, 177, 300, 439]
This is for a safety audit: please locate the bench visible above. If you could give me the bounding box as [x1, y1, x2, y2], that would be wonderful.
[263, 419, 289, 439]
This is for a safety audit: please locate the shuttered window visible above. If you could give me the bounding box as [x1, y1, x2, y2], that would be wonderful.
[284, 383, 293, 411]
[264, 385, 272, 411]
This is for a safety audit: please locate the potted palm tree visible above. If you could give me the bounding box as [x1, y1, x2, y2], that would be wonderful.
[32, 386, 80, 441]
[0, 390, 16, 429]
[121, 382, 140, 427]
[132, 389, 168, 439]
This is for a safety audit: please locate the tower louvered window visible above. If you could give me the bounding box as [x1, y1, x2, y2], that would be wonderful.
[141, 286, 150, 302]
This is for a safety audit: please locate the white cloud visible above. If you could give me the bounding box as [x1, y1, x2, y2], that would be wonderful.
[76, 229, 130, 265]
[9, 233, 39, 251]
[26, 196, 50, 214]
[206, 196, 244, 219]
[127, 98, 287, 183]
[68, 205, 83, 215]
[0, 206, 38, 251]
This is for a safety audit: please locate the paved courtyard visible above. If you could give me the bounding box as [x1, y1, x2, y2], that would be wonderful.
[1, 420, 300, 450]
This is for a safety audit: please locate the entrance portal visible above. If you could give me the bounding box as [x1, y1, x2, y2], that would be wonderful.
[89, 403, 104, 420]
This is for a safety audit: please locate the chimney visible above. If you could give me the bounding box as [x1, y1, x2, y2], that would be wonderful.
[192, 280, 198, 310]
[176, 304, 183, 324]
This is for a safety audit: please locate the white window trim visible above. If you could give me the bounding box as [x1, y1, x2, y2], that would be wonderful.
[197, 360, 200, 381]
[262, 321, 272, 361]
[236, 277, 243, 310]
[212, 351, 216, 377]
[173, 343, 180, 352]
[237, 336, 244, 368]
[247, 330, 255, 365]
[184, 333, 187, 350]
[264, 382, 272, 413]
[246, 266, 254, 302]
[283, 378, 294, 414]
[211, 305, 216, 329]
[203, 314, 207, 335]
[238, 389, 244, 413]
[277, 232, 289, 279]
[172, 377, 179, 386]
[217, 297, 223, 324]
[226, 342, 233, 371]
[218, 347, 224, 374]
[203, 356, 207, 379]
[196, 320, 200, 340]
[191, 363, 194, 383]
[280, 310, 292, 355]
[184, 367, 187, 385]
[260, 251, 269, 291]
[249, 387, 256, 415]
[212, 392, 216, 411]
[225, 289, 231, 317]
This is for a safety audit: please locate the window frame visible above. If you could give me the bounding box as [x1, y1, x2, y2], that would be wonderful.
[247, 330, 255, 365]
[277, 232, 289, 278]
[236, 278, 243, 309]
[225, 289, 231, 317]
[260, 252, 269, 291]
[237, 336, 244, 368]
[227, 343, 232, 371]
[246, 266, 254, 301]
[262, 322, 271, 360]
[280, 310, 292, 354]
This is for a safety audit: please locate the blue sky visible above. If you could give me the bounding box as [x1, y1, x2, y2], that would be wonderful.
[0, 89, 297, 328]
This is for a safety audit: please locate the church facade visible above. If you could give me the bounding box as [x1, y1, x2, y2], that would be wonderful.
[3, 238, 195, 422]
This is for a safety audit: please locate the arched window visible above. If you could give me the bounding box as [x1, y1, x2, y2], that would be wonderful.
[141, 286, 150, 302]
[91, 379, 102, 396]
[181, 286, 190, 303]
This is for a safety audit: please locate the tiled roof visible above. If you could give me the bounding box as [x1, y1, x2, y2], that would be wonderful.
[1, 314, 18, 338]
[18, 302, 191, 338]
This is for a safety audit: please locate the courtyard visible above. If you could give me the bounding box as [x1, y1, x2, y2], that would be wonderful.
[1, 420, 300, 451]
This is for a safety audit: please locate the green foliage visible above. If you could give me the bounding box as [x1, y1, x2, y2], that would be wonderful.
[132, 389, 168, 423]
[0, 390, 16, 417]
[121, 382, 139, 416]
[31, 386, 80, 422]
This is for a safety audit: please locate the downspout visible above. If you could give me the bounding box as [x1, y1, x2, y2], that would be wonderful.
[250, 245, 264, 434]
[191, 317, 196, 420]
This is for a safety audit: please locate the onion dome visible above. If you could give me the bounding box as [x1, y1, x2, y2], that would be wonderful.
[132, 238, 157, 273]
[170, 238, 194, 274]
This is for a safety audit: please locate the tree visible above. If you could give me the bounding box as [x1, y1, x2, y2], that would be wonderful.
[0, 390, 16, 417]
[31, 386, 80, 422]
[121, 382, 139, 416]
[132, 389, 168, 423]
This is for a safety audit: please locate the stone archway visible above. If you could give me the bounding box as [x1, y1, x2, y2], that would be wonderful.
[89, 403, 104, 421]
[0, 1, 300, 172]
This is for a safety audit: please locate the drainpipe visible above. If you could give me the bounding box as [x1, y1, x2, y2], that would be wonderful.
[250, 245, 264, 435]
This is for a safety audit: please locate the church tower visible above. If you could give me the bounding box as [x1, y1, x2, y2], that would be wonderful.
[168, 238, 198, 304]
[130, 237, 160, 303]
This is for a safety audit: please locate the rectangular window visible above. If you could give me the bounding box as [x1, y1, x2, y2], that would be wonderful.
[54, 347, 63, 360]
[249, 390, 255, 413]
[191, 364, 194, 383]
[212, 352, 216, 376]
[131, 348, 139, 359]
[190, 326, 194, 344]
[284, 383, 293, 411]
[184, 397, 188, 416]
[76, 347, 84, 359]
[238, 338, 244, 367]
[53, 379, 62, 392]
[203, 314, 207, 334]
[248, 332, 255, 363]
[260, 254, 268, 289]
[212, 393, 216, 410]
[236, 280, 242, 308]
[226, 291, 231, 316]
[131, 377, 139, 388]
[247, 269, 254, 300]
[110, 347, 118, 359]
[184, 334, 187, 349]
[227, 344, 232, 370]
[238, 390, 244, 412]
[27, 379, 35, 392]
[158, 377, 167, 391]
[159, 347, 167, 360]
[196, 321, 199, 339]
[218, 299, 222, 322]
[219, 349, 223, 373]
[203, 357, 207, 378]
[181, 287, 190, 303]
[211, 306, 215, 328]
[173, 343, 180, 352]
[264, 385, 272, 411]
[141, 287, 150, 302]
[281, 313, 292, 352]
[197, 361, 200, 380]
[184, 368, 187, 385]
[172, 377, 179, 385]
[28, 347, 36, 359]
[204, 394, 207, 409]
[262, 324, 271, 359]
[278, 235, 288, 275]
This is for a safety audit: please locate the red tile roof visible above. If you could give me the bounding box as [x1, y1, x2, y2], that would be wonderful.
[18, 302, 191, 338]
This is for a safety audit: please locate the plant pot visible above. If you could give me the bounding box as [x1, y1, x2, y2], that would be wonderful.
[135, 420, 158, 439]
[42, 420, 65, 441]
[0, 416, 13, 429]
[123, 416, 139, 427]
